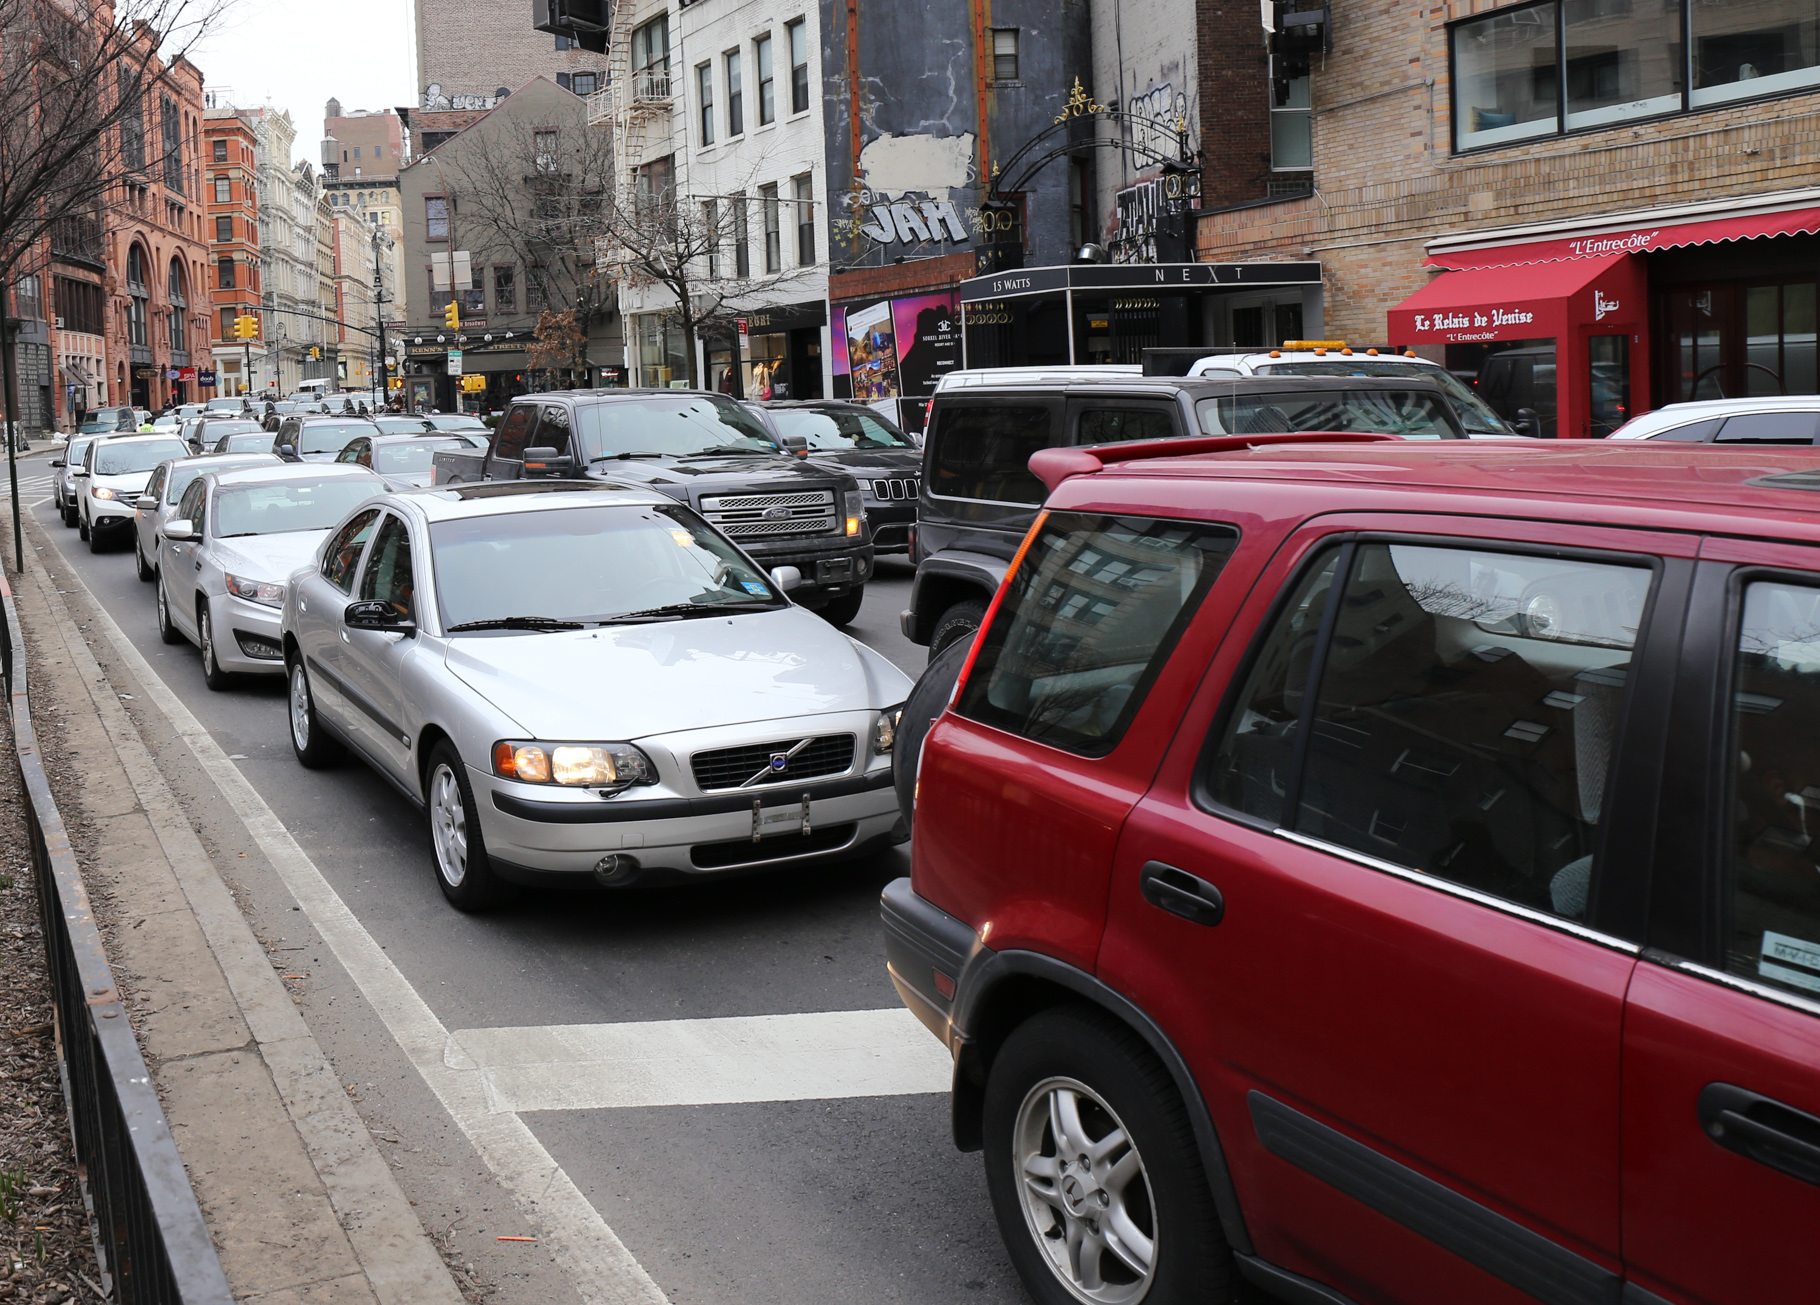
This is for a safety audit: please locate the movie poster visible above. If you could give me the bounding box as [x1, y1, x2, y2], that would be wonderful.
[832, 292, 961, 430]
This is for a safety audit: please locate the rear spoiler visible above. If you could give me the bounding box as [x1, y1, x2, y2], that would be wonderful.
[1029, 432, 1398, 492]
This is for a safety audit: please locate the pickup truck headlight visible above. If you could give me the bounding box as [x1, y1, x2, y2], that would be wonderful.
[872, 704, 903, 755]
[493, 740, 657, 791]
[224, 573, 285, 607]
[843, 489, 865, 537]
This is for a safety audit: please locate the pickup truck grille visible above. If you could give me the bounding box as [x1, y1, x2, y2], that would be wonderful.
[867, 477, 920, 502]
[691, 734, 856, 791]
[699, 489, 836, 540]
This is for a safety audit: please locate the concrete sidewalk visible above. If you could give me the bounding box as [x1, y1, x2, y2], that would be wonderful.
[14, 514, 465, 1305]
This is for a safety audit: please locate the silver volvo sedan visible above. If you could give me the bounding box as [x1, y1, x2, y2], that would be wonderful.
[279, 482, 912, 910]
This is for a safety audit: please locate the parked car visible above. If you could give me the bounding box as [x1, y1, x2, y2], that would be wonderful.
[211, 428, 280, 454]
[333, 433, 483, 490]
[888, 432, 1820, 1305]
[374, 417, 435, 437]
[431, 390, 876, 627]
[1609, 395, 1820, 444]
[76, 433, 189, 550]
[902, 374, 1469, 654]
[132, 453, 282, 581]
[420, 414, 490, 435]
[751, 401, 924, 555]
[273, 416, 384, 463]
[280, 481, 912, 909]
[77, 407, 136, 436]
[155, 464, 385, 689]
[51, 436, 100, 525]
[195, 416, 266, 453]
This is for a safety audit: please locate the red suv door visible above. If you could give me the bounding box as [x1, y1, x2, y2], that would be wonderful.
[1103, 515, 1695, 1304]
[1621, 538, 1820, 1304]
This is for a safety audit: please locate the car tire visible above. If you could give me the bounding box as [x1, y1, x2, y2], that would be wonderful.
[425, 741, 515, 912]
[983, 1006, 1236, 1305]
[87, 518, 105, 553]
[816, 585, 865, 628]
[287, 656, 344, 769]
[134, 537, 154, 581]
[929, 599, 987, 656]
[76, 509, 89, 542]
[197, 599, 232, 690]
[155, 572, 183, 644]
[894, 633, 973, 820]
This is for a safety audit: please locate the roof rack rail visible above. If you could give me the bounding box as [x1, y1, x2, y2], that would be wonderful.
[1029, 432, 1398, 491]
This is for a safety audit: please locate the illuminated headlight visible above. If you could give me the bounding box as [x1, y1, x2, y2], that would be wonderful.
[844, 489, 865, 537]
[872, 704, 903, 755]
[224, 573, 285, 607]
[493, 740, 657, 791]
[91, 486, 117, 500]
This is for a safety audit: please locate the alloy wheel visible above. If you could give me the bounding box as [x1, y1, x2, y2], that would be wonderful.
[1013, 1076, 1158, 1304]
[200, 610, 215, 672]
[289, 662, 311, 751]
[428, 763, 468, 887]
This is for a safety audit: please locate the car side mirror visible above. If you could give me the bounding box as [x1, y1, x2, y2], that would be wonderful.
[278, 443, 298, 460]
[343, 599, 416, 635]
[72, 468, 88, 477]
[1513, 407, 1542, 438]
[768, 565, 803, 592]
[521, 445, 574, 475]
[135, 494, 157, 511]
[781, 434, 809, 458]
[161, 519, 195, 541]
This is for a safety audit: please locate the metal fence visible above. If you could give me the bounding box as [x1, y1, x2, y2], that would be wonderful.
[1, 575, 233, 1303]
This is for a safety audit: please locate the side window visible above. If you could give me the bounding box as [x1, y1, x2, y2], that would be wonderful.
[493, 405, 537, 461]
[359, 514, 416, 619]
[536, 405, 573, 456]
[927, 403, 1054, 505]
[1075, 406, 1179, 446]
[145, 466, 166, 500]
[176, 480, 205, 532]
[1725, 580, 1820, 999]
[955, 512, 1238, 755]
[1649, 418, 1721, 442]
[321, 508, 380, 594]
[1209, 540, 1652, 921]
[1715, 412, 1819, 444]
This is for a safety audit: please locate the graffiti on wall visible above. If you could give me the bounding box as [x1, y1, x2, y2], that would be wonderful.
[839, 130, 977, 253]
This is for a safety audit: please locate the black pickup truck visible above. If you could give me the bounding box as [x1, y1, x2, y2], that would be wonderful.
[431, 389, 875, 625]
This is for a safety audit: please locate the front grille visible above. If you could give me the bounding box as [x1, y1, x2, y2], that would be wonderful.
[691, 733, 857, 791]
[699, 488, 836, 540]
[867, 477, 920, 502]
[692, 823, 859, 869]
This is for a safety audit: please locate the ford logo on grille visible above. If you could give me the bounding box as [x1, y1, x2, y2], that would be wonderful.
[762, 506, 791, 520]
[768, 751, 791, 770]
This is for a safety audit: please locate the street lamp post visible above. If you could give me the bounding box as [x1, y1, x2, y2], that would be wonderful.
[372, 225, 389, 404]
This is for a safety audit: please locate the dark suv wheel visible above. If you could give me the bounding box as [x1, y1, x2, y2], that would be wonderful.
[983, 1006, 1235, 1305]
[815, 585, 865, 628]
[930, 598, 987, 656]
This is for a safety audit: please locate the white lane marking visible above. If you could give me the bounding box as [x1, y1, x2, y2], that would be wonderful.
[63, 562, 667, 1304]
[451, 1009, 952, 1113]
[30, 497, 48, 508]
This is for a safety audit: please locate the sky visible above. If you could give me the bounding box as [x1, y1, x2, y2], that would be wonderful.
[188, 0, 417, 165]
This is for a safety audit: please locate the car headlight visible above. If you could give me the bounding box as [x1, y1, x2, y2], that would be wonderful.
[493, 740, 658, 791]
[91, 486, 116, 500]
[224, 573, 285, 607]
[843, 489, 865, 537]
[872, 703, 903, 755]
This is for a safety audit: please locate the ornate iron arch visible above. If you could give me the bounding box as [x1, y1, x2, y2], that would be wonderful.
[989, 79, 1197, 200]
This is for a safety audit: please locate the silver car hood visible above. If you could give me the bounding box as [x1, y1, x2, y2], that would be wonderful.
[442, 606, 911, 741]
[210, 530, 331, 584]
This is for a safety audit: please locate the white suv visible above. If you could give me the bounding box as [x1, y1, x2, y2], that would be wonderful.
[1185, 347, 1516, 436]
[79, 434, 190, 552]
[1608, 395, 1820, 444]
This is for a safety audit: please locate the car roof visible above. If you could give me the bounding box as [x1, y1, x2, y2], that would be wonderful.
[163, 452, 280, 471]
[512, 388, 734, 403]
[384, 480, 674, 523]
[95, 433, 189, 448]
[367, 431, 472, 444]
[201, 463, 382, 490]
[943, 374, 1449, 397]
[1196, 350, 1437, 368]
[1609, 396, 1820, 439]
[1048, 438, 1820, 541]
[293, 414, 379, 424]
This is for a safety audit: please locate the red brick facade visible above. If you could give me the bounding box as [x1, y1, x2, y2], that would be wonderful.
[204, 109, 263, 395]
[1194, 0, 1272, 207]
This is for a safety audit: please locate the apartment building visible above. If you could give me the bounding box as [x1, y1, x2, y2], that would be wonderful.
[204, 101, 265, 395]
[321, 101, 408, 325]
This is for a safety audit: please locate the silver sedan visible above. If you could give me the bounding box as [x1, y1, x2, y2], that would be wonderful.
[132, 452, 280, 581]
[279, 483, 911, 910]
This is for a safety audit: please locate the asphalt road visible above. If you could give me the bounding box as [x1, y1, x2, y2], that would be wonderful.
[23, 458, 1034, 1305]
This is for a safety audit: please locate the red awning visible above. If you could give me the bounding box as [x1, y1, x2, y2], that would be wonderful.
[1430, 205, 1820, 269]
[1387, 252, 1642, 347]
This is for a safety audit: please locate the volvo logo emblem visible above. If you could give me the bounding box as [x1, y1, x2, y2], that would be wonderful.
[768, 751, 791, 770]
[762, 506, 791, 520]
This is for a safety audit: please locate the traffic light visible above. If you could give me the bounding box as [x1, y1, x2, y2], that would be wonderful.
[232, 314, 259, 340]
[309, 346, 321, 360]
[443, 301, 460, 331]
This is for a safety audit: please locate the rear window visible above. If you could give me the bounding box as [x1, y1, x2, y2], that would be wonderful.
[298, 422, 379, 454]
[928, 404, 1052, 504]
[207, 421, 262, 436]
[1197, 389, 1460, 439]
[769, 407, 915, 450]
[373, 438, 470, 473]
[94, 439, 186, 474]
[955, 512, 1237, 754]
[1716, 412, 1819, 444]
[1256, 360, 1510, 435]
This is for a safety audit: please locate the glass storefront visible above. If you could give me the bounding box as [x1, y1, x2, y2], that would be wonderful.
[1658, 277, 1818, 402]
[633, 312, 688, 388]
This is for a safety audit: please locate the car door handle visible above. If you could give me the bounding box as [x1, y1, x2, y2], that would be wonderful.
[1698, 1082, 1820, 1188]
[1139, 861, 1224, 926]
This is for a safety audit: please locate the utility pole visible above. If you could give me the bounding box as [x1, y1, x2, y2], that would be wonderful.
[372, 224, 388, 403]
[2, 311, 22, 574]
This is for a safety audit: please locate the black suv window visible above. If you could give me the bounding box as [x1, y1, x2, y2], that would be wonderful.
[928, 404, 1053, 504]
[494, 405, 538, 461]
[536, 405, 573, 456]
[1075, 406, 1178, 445]
[1209, 540, 1652, 921]
[1724, 579, 1820, 1000]
[955, 512, 1237, 755]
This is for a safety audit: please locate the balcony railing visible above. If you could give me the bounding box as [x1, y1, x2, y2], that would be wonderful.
[585, 90, 612, 125]
[632, 66, 672, 106]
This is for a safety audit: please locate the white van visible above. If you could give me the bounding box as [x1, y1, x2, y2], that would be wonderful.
[1179, 347, 1517, 436]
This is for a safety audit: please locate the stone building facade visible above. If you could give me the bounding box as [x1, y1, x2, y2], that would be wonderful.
[204, 102, 265, 395]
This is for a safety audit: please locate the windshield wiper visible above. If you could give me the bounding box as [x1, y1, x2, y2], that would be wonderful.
[595, 600, 778, 623]
[677, 445, 773, 458]
[446, 616, 587, 632]
[590, 451, 667, 462]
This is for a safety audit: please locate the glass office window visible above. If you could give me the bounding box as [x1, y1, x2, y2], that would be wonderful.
[1563, 0, 1683, 130]
[1453, 2, 1560, 147]
[1692, 0, 1820, 107]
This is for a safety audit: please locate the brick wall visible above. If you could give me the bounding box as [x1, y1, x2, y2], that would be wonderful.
[829, 253, 977, 304]
[1194, 0, 1272, 206]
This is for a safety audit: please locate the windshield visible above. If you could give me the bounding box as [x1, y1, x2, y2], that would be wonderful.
[424, 415, 486, 432]
[298, 422, 378, 454]
[166, 455, 274, 503]
[375, 418, 433, 435]
[769, 407, 914, 450]
[1256, 361, 1511, 435]
[431, 504, 781, 630]
[574, 396, 776, 459]
[373, 438, 470, 473]
[1197, 389, 1461, 439]
[221, 432, 274, 452]
[207, 421, 262, 437]
[66, 438, 95, 465]
[213, 479, 380, 537]
[95, 439, 187, 475]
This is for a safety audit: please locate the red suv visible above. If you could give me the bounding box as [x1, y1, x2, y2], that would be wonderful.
[884, 434, 1820, 1305]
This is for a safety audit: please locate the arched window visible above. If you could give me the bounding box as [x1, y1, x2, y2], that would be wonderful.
[168, 256, 187, 352]
[126, 244, 148, 347]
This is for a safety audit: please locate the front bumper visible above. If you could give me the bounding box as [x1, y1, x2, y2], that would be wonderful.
[741, 533, 876, 596]
[88, 496, 137, 529]
[862, 503, 915, 553]
[208, 595, 287, 674]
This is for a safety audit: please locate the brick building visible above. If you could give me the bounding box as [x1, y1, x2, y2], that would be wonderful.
[204, 101, 264, 395]
[1197, 0, 1820, 439]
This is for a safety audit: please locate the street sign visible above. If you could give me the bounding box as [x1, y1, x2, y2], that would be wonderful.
[446, 349, 463, 375]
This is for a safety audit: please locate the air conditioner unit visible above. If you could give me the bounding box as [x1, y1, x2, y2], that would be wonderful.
[54, 316, 64, 328]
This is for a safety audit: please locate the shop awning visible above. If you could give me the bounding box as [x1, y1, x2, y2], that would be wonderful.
[1429, 201, 1820, 269]
[1387, 252, 1643, 346]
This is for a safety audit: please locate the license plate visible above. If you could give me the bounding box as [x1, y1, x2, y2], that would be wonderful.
[751, 795, 812, 842]
[816, 557, 854, 584]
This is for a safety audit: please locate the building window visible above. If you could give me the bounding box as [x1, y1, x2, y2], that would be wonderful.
[217, 255, 235, 289]
[726, 51, 744, 135]
[535, 130, 559, 170]
[213, 175, 230, 203]
[704, 199, 721, 277]
[992, 28, 1018, 82]
[1069, 158, 1090, 247]
[425, 195, 448, 240]
[697, 63, 715, 145]
[732, 192, 750, 277]
[421, 130, 456, 153]
[465, 265, 485, 314]
[120, 67, 145, 171]
[168, 258, 187, 351]
[127, 250, 148, 347]
[160, 97, 183, 193]
[528, 266, 547, 313]
[1270, 54, 1312, 169]
[211, 138, 227, 162]
[56, 278, 104, 336]
[494, 265, 516, 312]
[13, 274, 40, 322]
[632, 14, 670, 70]
[572, 71, 598, 96]
[793, 174, 814, 264]
[215, 214, 232, 241]
[761, 183, 780, 272]
[756, 34, 775, 124]
[219, 306, 235, 340]
[556, 34, 573, 50]
[788, 18, 810, 114]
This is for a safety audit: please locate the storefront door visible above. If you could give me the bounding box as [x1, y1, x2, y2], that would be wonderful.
[1655, 279, 1818, 404]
